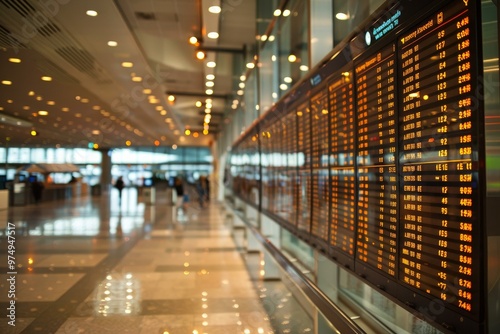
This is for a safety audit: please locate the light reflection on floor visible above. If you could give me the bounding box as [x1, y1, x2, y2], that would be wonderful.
[0, 186, 316, 334]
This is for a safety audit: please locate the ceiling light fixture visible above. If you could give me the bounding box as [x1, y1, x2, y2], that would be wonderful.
[196, 51, 206, 60]
[273, 9, 282, 16]
[206, 74, 215, 80]
[336, 13, 349, 20]
[283, 9, 291, 16]
[1, 80, 12, 85]
[121, 62, 133, 68]
[189, 36, 199, 45]
[208, 5, 221, 14]
[168, 95, 176, 103]
[207, 61, 216, 68]
[206, 81, 214, 87]
[205, 89, 213, 95]
[38, 110, 49, 116]
[8, 58, 21, 63]
[41, 76, 52, 81]
[86, 10, 98, 17]
[207, 32, 219, 39]
[107, 41, 118, 47]
[196, 101, 202, 108]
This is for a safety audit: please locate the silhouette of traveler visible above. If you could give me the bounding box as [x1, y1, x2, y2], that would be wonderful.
[115, 176, 125, 201]
[32, 181, 44, 204]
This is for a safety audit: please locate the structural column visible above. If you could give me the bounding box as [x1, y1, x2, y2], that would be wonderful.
[99, 149, 112, 193]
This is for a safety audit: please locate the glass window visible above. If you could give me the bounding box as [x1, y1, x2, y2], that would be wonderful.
[278, 0, 309, 98]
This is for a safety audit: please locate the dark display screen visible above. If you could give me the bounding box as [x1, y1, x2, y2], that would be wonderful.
[230, 0, 484, 331]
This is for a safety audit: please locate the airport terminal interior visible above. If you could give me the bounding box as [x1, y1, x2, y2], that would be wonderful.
[1, 0, 500, 333]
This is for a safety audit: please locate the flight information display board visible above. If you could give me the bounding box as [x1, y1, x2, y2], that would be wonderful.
[311, 89, 330, 242]
[355, 42, 399, 277]
[297, 101, 312, 233]
[283, 110, 299, 226]
[230, 0, 484, 331]
[328, 68, 356, 264]
[397, 0, 480, 316]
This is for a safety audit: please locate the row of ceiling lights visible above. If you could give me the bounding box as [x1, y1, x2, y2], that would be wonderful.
[86, 8, 182, 147]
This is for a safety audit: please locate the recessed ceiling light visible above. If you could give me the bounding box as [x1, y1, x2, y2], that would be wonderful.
[336, 13, 349, 20]
[160, 110, 167, 115]
[121, 62, 133, 68]
[8, 58, 21, 63]
[196, 51, 206, 60]
[155, 106, 163, 111]
[107, 41, 118, 47]
[206, 89, 213, 95]
[92, 130, 101, 135]
[246, 62, 255, 69]
[132, 76, 142, 82]
[207, 61, 216, 68]
[284, 77, 292, 83]
[143, 88, 152, 94]
[41, 76, 52, 81]
[207, 32, 219, 39]
[300, 65, 309, 71]
[195, 101, 202, 108]
[23, 106, 30, 110]
[47, 101, 55, 105]
[38, 110, 49, 116]
[273, 9, 282, 16]
[206, 74, 215, 80]
[283, 9, 291, 16]
[92, 105, 100, 110]
[80, 98, 89, 103]
[206, 81, 214, 87]
[288, 54, 297, 62]
[189, 36, 198, 45]
[168, 95, 175, 102]
[1, 80, 12, 85]
[28, 91, 35, 96]
[239, 82, 245, 88]
[62, 107, 69, 112]
[86, 10, 98, 17]
[208, 5, 221, 13]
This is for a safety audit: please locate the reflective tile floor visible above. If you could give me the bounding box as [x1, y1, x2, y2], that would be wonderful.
[0, 187, 279, 334]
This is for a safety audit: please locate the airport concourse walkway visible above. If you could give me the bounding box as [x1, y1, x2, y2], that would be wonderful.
[0, 187, 274, 334]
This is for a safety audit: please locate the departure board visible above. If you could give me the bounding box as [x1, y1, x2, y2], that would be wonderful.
[328, 69, 356, 260]
[311, 89, 330, 241]
[260, 121, 273, 212]
[297, 101, 312, 233]
[355, 43, 398, 277]
[229, 0, 485, 331]
[398, 1, 480, 316]
[283, 110, 298, 226]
